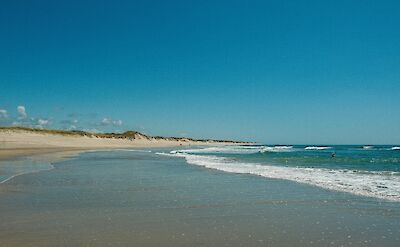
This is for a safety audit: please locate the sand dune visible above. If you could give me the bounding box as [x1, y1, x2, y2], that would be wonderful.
[0, 127, 247, 160]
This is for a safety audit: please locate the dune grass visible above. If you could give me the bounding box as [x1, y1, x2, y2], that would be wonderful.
[0, 126, 248, 144]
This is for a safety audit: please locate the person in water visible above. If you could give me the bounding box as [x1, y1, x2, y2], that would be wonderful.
[331, 152, 336, 158]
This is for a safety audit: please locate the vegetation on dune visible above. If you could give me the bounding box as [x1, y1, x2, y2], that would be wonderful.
[0, 126, 249, 144]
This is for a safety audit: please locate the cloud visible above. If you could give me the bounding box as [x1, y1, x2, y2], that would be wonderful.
[101, 118, 112, 125]
[113, 119, 122, 126]
[11, 114, 51, 129]
[60, 118, 79, 131]
[0, 109, 8, 119]
[38, 119, 49, 126]
[17, 106, 27, 119]
[2, 106, 126, 132]
[101, 117, 123, 126]
[32, 118, 51, 129]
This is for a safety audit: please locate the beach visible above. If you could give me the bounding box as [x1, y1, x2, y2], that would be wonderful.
[1, 149, 399, 246]
[0, 128, 243, 161]
[1, 129, 400, 246]
[2, 0, 399, 245]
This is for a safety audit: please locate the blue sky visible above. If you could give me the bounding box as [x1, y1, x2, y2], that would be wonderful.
[1, 0, 399, 144]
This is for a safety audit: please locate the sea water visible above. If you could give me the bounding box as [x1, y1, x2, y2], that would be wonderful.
[159, 145, 400, 201]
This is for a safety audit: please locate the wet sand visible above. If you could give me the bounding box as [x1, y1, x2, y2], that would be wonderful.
[0, 147, 89, 161]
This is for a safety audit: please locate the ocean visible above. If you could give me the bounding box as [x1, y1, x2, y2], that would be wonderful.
[0, 147, 399, 246]
[159, 145, 400, 202]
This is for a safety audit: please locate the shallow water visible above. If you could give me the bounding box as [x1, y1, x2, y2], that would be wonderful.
[0, 157, 54, 184]
[0, 149, 399, 246]
[164, 145, 400, 201]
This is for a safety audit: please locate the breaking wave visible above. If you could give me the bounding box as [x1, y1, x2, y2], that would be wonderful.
[176, 145, 296, 154]
[158, 150, 400, 202]
[260, 146, 294, 153]
[176, 146, 265, 154]
[305, 146, 332, 150]
[363, 146, 374, 149]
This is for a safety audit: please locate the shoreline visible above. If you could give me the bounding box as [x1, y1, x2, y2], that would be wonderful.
[0, 147, 93, 161]
[0, 127, 250, 187]
[0, 127, 251, 161]
[0, 149, 90, 186]
[1, 149, 399, 246]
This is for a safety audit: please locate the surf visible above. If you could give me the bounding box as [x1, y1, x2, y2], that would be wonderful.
[304, 146, 332, 150]
[159, 147, 400, 202]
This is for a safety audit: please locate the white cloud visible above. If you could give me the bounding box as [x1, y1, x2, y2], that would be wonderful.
[17, 106, 27, 119]
[35, 118, 50, 129]
[113, 120, 122, 126]
[38, 119, 49, 126]
[101, 118, 112, 125]
[0, 109, 8, 119]
[101, 117, 123, 126]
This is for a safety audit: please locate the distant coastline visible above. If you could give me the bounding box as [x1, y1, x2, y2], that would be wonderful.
[0, 126, 251, 160]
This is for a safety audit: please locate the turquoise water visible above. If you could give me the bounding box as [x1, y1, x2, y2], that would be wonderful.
[170, 145, 400, 171]
[0, 148, 399, 246]
[161, 145, 400, 201]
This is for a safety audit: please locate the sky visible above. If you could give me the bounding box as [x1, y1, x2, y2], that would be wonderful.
[0, 0, 399, 144]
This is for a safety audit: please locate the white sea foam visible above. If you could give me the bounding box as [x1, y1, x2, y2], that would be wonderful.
[305, 146, 332, 150]
[357, 146, 400, 151]
[177, 145, 297, 155]
[363, 145, 374, 149]
[158, 151, 400, 202]
[273, 145, 293, 149]
[260, 146, 294, 153]
[177, 146, 265, 154]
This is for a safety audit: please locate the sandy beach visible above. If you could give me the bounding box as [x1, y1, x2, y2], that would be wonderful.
[0, 128, 243, 161]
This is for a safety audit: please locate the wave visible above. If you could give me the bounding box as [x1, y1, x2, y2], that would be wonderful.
[176, 145, 296, 155]
[260, 146, 294, 153]
[354, 146, 400, 151]
[176, 146, 266, 154]
[158, 151, 400, 202]
[362, 145, 374, 149]
[305, 146, 332, 150]
[273, 145, 293, 149]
